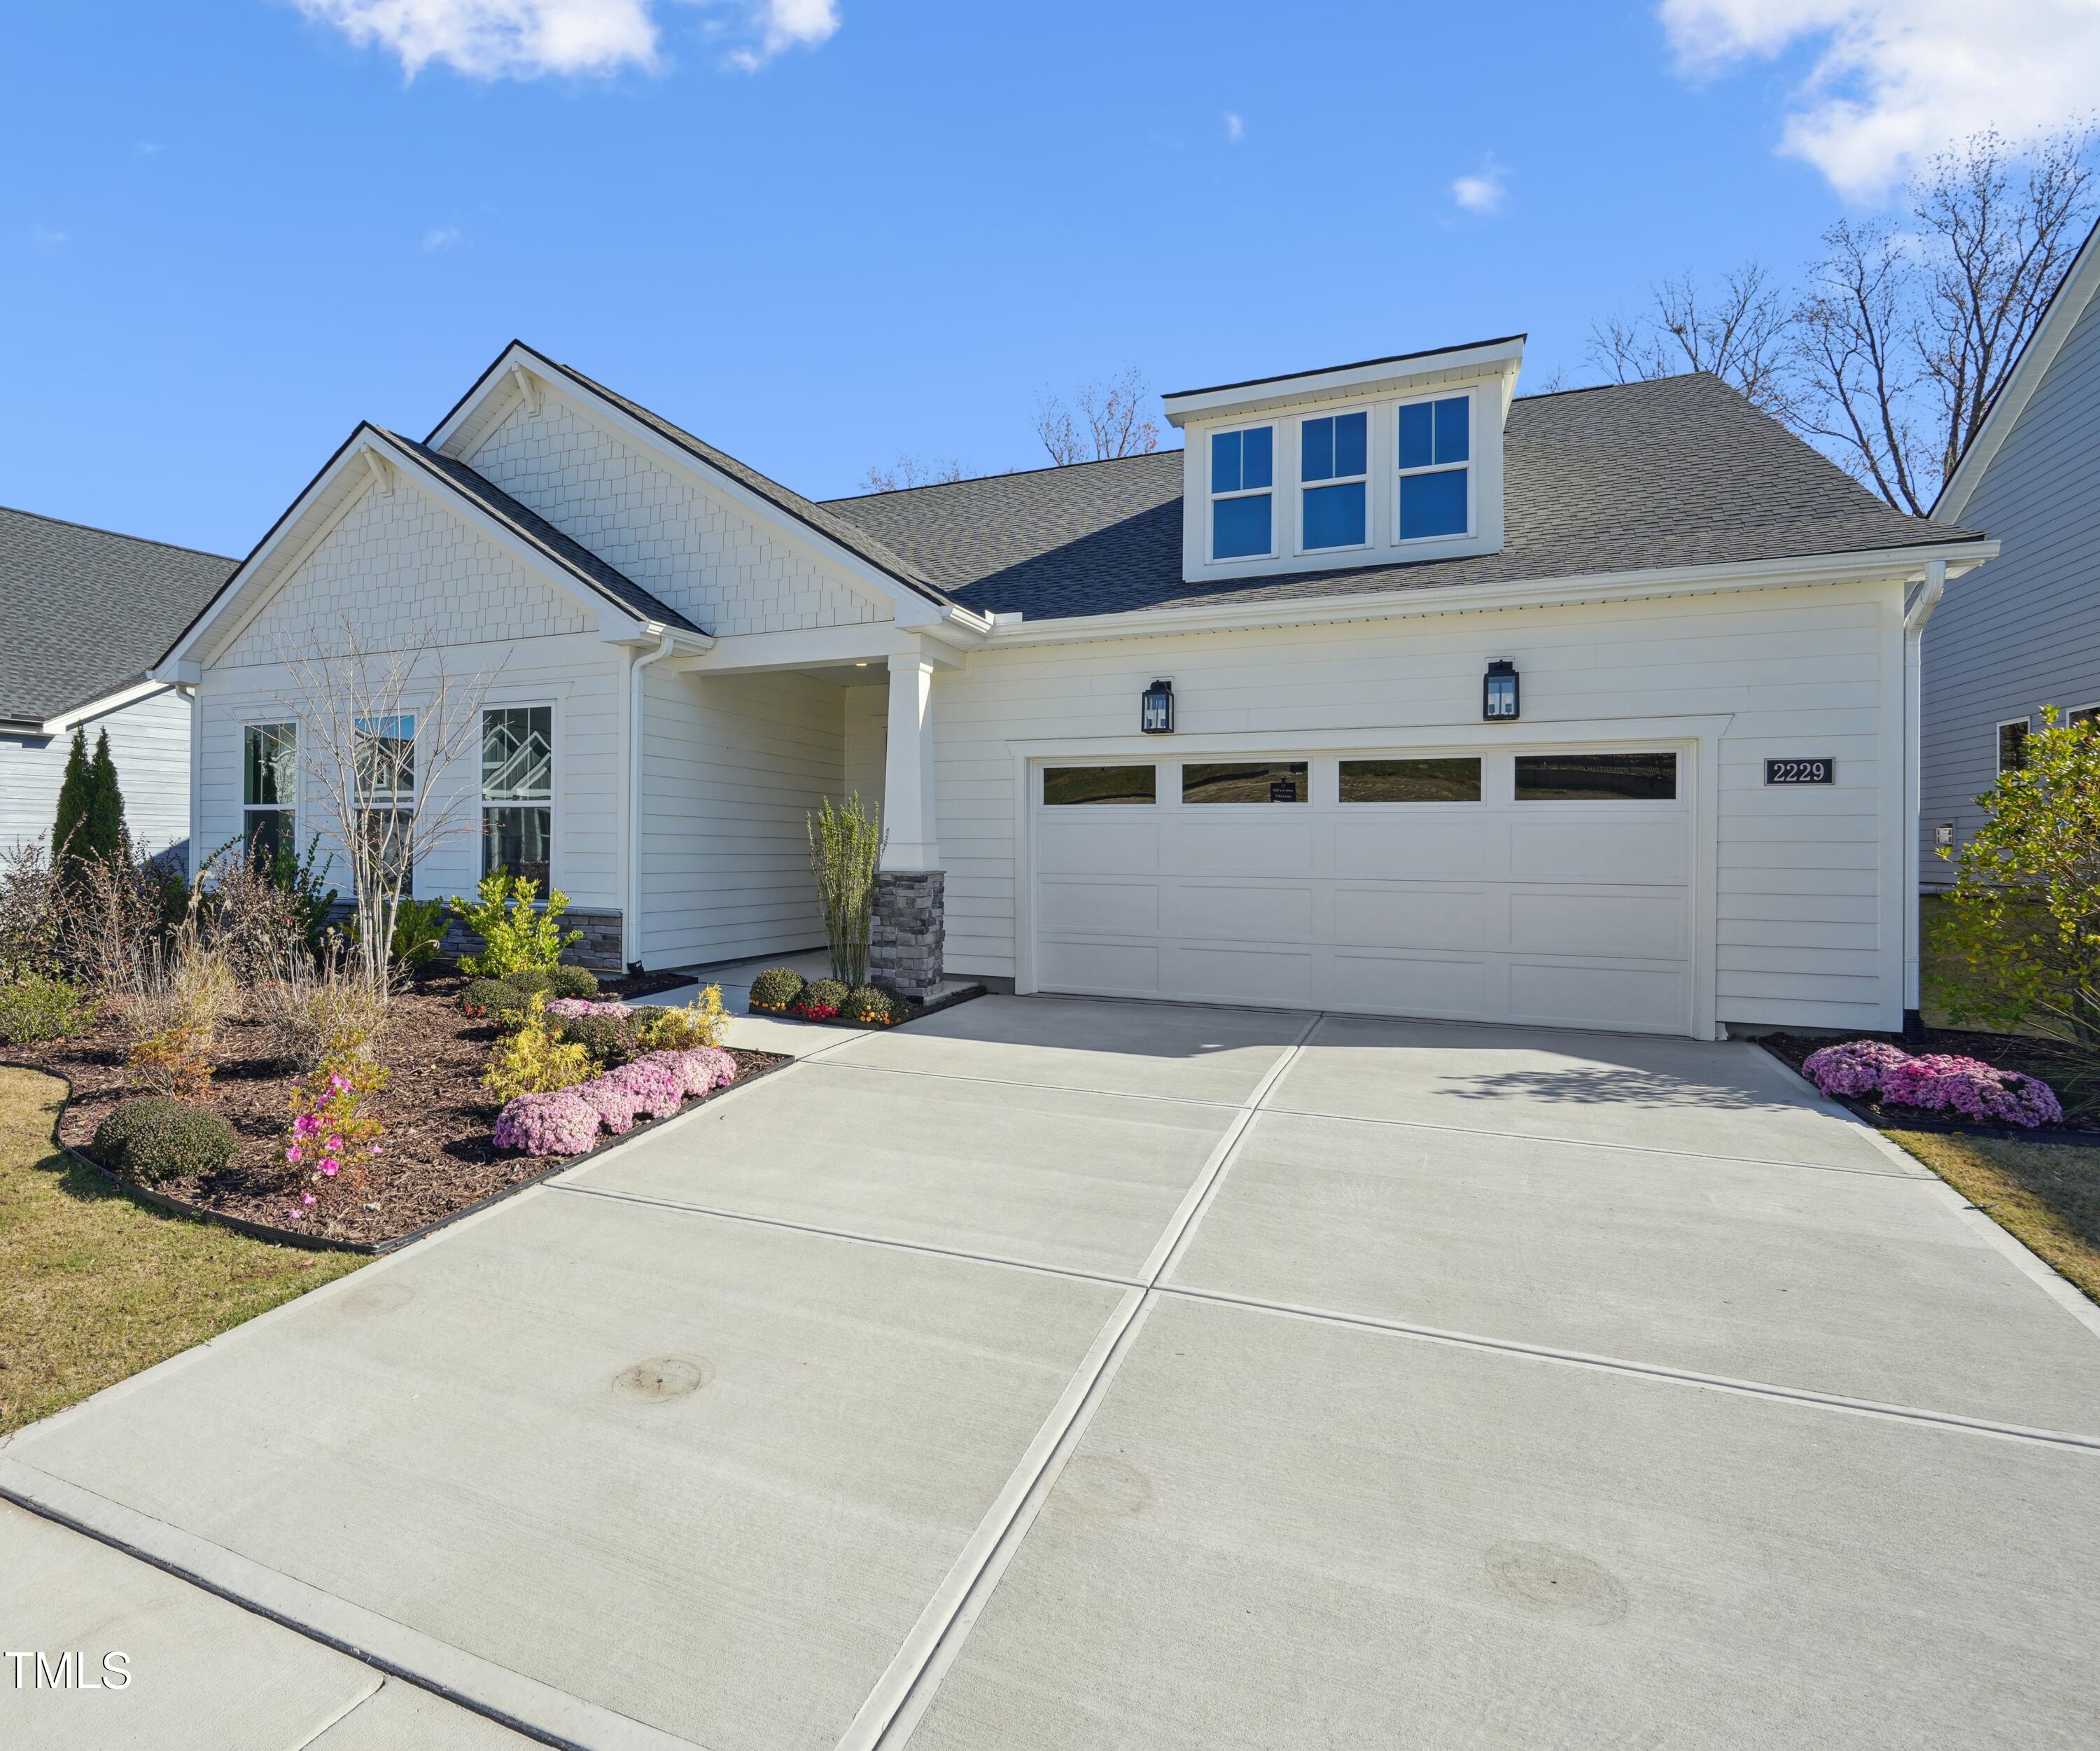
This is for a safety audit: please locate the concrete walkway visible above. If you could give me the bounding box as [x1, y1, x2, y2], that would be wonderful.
[5, 998, 2099, 1747]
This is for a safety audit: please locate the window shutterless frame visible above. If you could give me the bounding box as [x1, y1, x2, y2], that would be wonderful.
[241, 721, 298, 866]
[1207, 422, 1277, 562]
[1296, 405, 1372, 556]
[1996, 717, 2030, 774]
[481, 703, 556, 890]
[1392, 387, 1474, 544]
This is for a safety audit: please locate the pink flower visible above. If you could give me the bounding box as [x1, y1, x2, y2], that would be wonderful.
[294, 1114, 320, 1137]
[492, 1089, 601, 1155]
[321, 1159, 340, 1176]
[330, 1074, 349, 1092]
[1802, 1040, 1912, 1099]
[287, 1208, 304, 1221]
[286, 1144, 303, 1164]
[325, 1135, 343, 1153]
[368, 1143, 382, 1156]
[302, 1192, 317, 1206]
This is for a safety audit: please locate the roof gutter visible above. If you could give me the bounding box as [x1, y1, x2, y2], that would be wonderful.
[978, 538, 2001, 649]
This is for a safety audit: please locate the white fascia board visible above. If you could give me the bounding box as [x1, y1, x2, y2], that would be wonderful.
[672, 622, 960, 676]
[1935, 216, 2100, 522]
[14, 679, 174, 735]
[430, 347, 969, 632]
[981, 539, 2000, 649]
[1163, 338, 1526, 427]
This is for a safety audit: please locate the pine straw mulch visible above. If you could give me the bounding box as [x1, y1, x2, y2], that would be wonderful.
[2, 970, 785, 1248]
[1756, 1024, 2100, 1134]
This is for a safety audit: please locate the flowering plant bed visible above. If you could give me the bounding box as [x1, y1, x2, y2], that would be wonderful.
[4, 972, 784, 1249]
[1758, 1026, 2100, 1142]
[746, 970, 987, 1030]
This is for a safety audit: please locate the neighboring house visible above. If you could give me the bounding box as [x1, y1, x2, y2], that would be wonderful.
[1, 505, 235, 860]
[1923, 218, 2100, 888]
[155, 338, 1991, 1038]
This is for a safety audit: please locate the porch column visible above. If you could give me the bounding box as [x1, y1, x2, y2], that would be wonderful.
[874, 653, 944, 1003]
[881, 654, 940, 870]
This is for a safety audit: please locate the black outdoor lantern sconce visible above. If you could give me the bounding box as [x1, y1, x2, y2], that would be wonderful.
[1141, 678, 1175, 734]
[1483, 659, 1520, 722]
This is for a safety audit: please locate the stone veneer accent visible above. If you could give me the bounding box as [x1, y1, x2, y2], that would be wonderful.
[328, 902, 624, 973]
[871, 871, 944, 1004]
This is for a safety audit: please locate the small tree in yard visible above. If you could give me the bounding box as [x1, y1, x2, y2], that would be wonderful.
[276, 619, 495, 993]
[808, 794, 884, 989]
[1933, 709, 2100, 1045]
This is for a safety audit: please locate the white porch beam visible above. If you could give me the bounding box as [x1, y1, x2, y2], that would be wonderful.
[881, 653, 941, 870]
[671, 624, 962, 676]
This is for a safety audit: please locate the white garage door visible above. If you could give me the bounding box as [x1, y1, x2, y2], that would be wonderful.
[1030, 748, 1694, 1034]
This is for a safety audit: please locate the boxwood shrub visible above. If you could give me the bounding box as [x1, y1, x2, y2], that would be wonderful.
[793, 978, 850, 1021]
[460, 979, 530, 1026]
[841, 985, 906, 1026]
[0, 973, 99, 1045]
[504, 965, 598, 1000]
[552, 1012, 641, 1069]
[93, 1097, 238, 1185]
[748, 966, 806, 1013]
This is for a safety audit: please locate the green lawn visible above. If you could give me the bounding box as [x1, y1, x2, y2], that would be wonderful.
[0, 1065, 364, 1437]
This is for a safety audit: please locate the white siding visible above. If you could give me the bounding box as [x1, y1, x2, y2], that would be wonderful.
[0, 688, 192, 859]
[197, 482, 626, 910]
[1921, 277, 2100, 884]
[934, 582, 1905, 1034]
[635, 666, 844, 967]
[842, 682, 887, 810]
[464, 396, 892, 638]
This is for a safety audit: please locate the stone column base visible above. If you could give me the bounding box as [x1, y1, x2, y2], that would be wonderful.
[871, 870, 944, 1004]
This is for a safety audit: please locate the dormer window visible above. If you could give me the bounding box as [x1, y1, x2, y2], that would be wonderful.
[1397, 394, 1471, 540]
[1210, 425, 1274, 559]
[1301, 411, 1368, 550]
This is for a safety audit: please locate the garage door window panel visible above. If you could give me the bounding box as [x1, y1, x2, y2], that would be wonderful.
[1044, 766, 1157, 805]
[1340, 758, 1482, 802]
[1515, 752, 1678, 802]
[1182, 762, 1309, 804]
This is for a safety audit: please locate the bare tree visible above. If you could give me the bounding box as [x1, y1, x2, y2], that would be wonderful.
[276, 620, 496, 991]
[1032, 367, 1162, 466]
[859, 454, 967, 492]
[1588, 260, 1797, 417]
[1793, 126, 2096, 512]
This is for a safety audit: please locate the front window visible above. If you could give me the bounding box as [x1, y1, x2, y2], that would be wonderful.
[355, 714, 415, 891]
[1301, 411, 1368, 550]
[1997, 719, 2029, 774]
[482, 706, 554, 888]
[1182, 761, 1308, 804]
[242, 723, 296, 865]
[1210, 425, 1274, 559]
[1397, 394, 1470, 540]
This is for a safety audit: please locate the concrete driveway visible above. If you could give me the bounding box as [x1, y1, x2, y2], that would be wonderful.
[5, 997, 2099, 1749]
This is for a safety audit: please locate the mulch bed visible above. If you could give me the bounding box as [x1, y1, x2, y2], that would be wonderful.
[1756, 1025, 2100, 1143]
[757, 982, 988, 1030]
[4, 971, 786, 1249]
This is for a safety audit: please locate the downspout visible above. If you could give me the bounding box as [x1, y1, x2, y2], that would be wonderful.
[177, 683, 201, 882]
[626, 632, 675, 972]
[1902, 558, 1947, 1037]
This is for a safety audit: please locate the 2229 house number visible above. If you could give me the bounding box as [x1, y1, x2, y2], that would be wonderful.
[1765, 758, 1834, 785]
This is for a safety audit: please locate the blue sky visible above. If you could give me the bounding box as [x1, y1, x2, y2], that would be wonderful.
[4, 1, 2093, 557]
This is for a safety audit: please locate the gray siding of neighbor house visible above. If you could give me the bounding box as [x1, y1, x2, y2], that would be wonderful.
[1921, 281, 2100, 888]
[0, 688, 192, 860]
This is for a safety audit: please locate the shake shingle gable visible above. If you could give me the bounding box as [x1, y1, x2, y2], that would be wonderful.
[820, 373, 1982, 622]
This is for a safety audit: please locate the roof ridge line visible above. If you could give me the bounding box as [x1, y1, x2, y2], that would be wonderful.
[0, 503, 237, 564]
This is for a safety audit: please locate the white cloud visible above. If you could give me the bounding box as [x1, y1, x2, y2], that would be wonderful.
[1452, 161, 1506, 214]
[1224, 111, 1245, 144]
[293, 0, 840, 80]
[1660, 0, 2100, 200]
[724, 0, 840, 70]
[421, 225, 461, 249]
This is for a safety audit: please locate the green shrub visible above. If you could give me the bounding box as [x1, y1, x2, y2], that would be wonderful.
[748, 966, 806, 1013]
[0, 972, 99, 1044]
[793, 978, 849, 1021]
[93, 1096, 238, 1185]
[460, 979, 529, 1027]
[841, 984, 907, 1026]
[504, 965, 598, 1000]
[452, 871, 582, 977]
[552, 1012, 640, 1069]
[482, 993, 593, 1103]
[634, 986, 729, 1052]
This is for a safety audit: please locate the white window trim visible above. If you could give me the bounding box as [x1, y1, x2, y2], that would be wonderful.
[1206, 421, 1278, 564]
[479, 700, 559, 886]
[241, 719, 299, 851]
[2064, 702, 2100, 725]
[1295, 404, 1373, 557]
[1996, 715, 2030, 774]
[1392, 386, 1476, 545]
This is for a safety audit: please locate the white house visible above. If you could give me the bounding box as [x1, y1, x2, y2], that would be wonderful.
[1, 505, 234, 860]
[1923, 216, 2100, 884]
[155, 338, 1994, 1038]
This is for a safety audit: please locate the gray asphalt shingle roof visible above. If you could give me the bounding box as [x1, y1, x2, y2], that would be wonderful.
[0, 505, 236, 725]
[382, 433, 706, 636]
[820, 372, 1982, 622]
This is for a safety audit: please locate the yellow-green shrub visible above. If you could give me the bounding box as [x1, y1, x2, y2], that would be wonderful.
[481, 991, 592, 1103]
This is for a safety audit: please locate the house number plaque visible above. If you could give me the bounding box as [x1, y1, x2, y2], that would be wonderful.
[1764, 758, 1833, 785]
